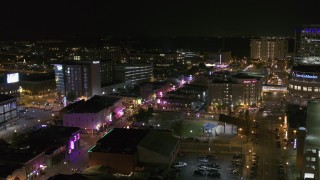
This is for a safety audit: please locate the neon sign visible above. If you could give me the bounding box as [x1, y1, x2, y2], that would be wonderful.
[243, 80, 257, 84]
[296, 74, 317, 79]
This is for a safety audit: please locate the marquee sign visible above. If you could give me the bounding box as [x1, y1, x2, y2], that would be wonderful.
[295, 74, 317, 79]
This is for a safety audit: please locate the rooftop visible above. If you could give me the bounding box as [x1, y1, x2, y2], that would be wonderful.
[90, 128, 178, 156]
[291, 65, 320, 73]
[0, 146, 44, 164]
[91, 128, 149, 154]
[0, 125, 80, 164]
[0, 94, 16, 102]
[138, 130, 178, 157]
[64, 95, 121, 113]
[51, 60, 98, 65]
[0, 163, 23, 178]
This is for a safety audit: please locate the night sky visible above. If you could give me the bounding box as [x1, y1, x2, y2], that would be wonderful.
[0, 0, 319, 40]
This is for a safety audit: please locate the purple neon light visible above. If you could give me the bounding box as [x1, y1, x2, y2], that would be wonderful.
[302, 28, 320, 33]
[70, 140, 74, 150]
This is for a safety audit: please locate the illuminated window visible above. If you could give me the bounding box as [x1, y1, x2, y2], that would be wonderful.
[294, 85, 297, 90]
[303, 87, 307, 91]
[308, 87, 312, 91]
[315, 87, 319, 92]
[297, 86, 301, 90]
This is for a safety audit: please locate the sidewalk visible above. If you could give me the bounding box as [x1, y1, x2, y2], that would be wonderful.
[286, 147, 299, 180]
[37, 142, 90, 180]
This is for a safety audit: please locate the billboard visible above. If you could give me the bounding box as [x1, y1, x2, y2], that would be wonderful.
[7, 73, 19, 84]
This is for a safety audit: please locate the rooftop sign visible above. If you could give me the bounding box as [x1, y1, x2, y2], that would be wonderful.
[296, 74, 317, 79]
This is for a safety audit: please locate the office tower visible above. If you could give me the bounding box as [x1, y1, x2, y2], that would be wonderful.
[250, 37, 288, 60]
[115, 64, 153, 84]
[53, 60, 101, 98]
[0, 94, 18, 132]
[295, 25, 320, 64]
[296, 100, 320, 179]
[100, 59, 115, 87]
[287, 65, 320, 106]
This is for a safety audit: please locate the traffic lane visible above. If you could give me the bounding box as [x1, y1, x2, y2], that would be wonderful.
[255, 106, 284, 180]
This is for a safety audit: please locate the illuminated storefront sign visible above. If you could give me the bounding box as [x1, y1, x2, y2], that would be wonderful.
[243, 80, 257, 84]
[296, 74, 317, 79]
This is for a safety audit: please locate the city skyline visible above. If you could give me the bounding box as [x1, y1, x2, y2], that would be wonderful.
[0, 0, 319, 40]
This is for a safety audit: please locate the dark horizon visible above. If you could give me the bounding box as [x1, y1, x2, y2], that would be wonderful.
[0, 0, 319, 40]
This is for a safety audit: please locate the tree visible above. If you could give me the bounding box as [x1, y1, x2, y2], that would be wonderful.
[172, 120, 184, 137]
[57, 91, 62, 99]
[135, 109, 148, 123]
[146, 107, 154, 117]
[66, 91, 77, 102]
[198, 62, 207, 70]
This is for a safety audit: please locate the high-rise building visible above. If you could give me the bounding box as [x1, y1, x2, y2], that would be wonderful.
[53, 60, 101, 98]
[207, 72, 264, 107]
[127, 52, 182, 79]
[250, 37, 288, 60]
[115, 64, 153, 84]
[295, 100, 320, 179]
[100, 59, 115, 87]
[295, 25, 320, 65]
[0, 94, 18, 132]
[287, 65, 320, 106]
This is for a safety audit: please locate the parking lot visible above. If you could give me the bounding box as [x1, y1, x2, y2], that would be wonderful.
[169, 153, 244, 180]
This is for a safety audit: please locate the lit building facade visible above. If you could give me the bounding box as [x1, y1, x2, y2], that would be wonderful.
[115, 64, 153, 84]
[295, 100, 320, 179]
[0, 94, 18, 132]
[127, 52, 183, 79]
[287, 65, 320, 106]
[295, 25, 320, 65]
[156, 84, 207, 114]
[62, 95, 122, 133]
[207, 73, 263, 107]
[0, 73, 20, 97]
[250, 37, 288, 60]
[100, 59, 115, 87]
[53, 60, 101, 98]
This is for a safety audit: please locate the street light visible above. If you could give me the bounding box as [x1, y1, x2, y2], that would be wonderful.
[190, 130, 195, 141]
[238, 128, 243, 135]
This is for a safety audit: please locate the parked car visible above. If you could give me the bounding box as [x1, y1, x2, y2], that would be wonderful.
[194, 169, 206, 176]
[197, 157, 209, 163]
[208, 171, 221, 178]
[173, 162, 187, 168]
[233, 154, 243, 159]
[207, 163, 221, 169]
[197, 164, 207, 171]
